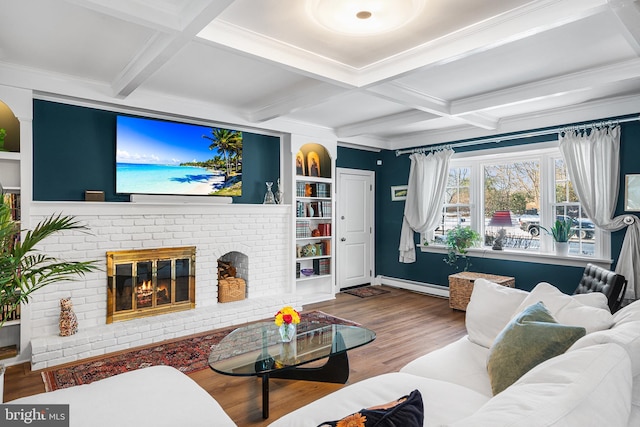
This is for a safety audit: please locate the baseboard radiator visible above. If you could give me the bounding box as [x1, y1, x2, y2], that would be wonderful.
[374, 275, 449, 299]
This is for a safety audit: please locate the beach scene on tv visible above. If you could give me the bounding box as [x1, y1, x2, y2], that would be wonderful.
[116, 116, 242, 196]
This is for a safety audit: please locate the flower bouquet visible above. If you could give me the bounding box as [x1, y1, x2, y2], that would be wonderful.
[274, 306, 300, 342]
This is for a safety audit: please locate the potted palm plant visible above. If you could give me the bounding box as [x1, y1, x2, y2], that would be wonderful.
[1, 183, 99, 398]
[541, 218, 573, 256]
[443, 225, 482, 271]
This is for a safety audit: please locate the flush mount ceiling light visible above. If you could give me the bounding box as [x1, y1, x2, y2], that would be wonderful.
[307, 0, 426, 36]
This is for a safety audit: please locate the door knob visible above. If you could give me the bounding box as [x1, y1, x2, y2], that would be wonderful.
[340, 238, 346, 242]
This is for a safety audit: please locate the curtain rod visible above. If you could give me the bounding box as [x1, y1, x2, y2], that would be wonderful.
[395, 115, 640, 156]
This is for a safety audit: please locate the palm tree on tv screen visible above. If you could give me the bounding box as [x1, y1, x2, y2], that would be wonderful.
[203, 128, 242, 180]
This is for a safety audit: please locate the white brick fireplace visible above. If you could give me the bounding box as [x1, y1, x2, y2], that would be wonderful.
[25, 201, 299, 370]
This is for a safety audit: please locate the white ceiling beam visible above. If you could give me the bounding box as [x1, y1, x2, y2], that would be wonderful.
[248, 83, 346, 123]
[450, 58, 640, 115]
[366, 82, 450, 115]
[111, 0, 235, 97]
[336, 110, 438, 138]
[365, 82, 500, 130]
[608, 0, 640, 55]
[454, 113, 500, 130]
[63, 0, 182, 31]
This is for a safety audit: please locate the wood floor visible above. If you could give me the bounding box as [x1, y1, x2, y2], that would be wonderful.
[4, 286, 466, 427]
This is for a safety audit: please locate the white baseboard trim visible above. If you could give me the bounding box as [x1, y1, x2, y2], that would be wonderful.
[375, 275, 450, 298]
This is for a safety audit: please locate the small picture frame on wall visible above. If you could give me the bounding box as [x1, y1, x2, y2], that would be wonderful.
[391, 185, 408, 201]
[625, 174, 640, 211]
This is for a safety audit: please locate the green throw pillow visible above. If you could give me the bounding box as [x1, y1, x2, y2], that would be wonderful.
[317, 389, 423, 427]
[487, 301, 586, 395]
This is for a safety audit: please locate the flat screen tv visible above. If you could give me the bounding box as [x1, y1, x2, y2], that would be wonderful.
[116, 115, 242, 197]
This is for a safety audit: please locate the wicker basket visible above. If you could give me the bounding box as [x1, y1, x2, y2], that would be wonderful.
[449, 272, 515, 311]
[218, 278, 246, 303]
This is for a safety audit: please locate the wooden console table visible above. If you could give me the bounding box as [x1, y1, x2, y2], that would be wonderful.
[449, 272, 515, 311]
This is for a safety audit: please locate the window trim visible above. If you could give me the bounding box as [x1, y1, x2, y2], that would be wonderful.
[419, 141, 611, 265]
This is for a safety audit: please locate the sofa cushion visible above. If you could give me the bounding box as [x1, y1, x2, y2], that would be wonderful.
[9, 365, 237, 427]
[465, 278, 529, 348]
[318, 389, 423, 427]
[514, 282, 614, 333]
[613, 299, 640, 325]
[487, 302, 586, 395]
[572, 291, 610, 310]
[266, 373, 490, 427]
[400, 336, 492, 397]
[452, 343, 632, 427]
[570, 320, 640, 376]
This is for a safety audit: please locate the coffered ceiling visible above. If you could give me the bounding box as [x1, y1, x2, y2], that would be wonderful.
[1, 0, 640, 150]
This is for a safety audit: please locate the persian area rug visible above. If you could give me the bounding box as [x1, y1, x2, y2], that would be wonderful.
[41, 310, 359, 392]
[343, 286, 391, 298]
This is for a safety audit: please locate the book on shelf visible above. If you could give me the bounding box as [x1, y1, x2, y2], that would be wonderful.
[296, 220, 311, 238]
[322, 239, 331, 256]
[316, 183, 330, 198]
[3, 192, 21, 221]
[318, 223, 331, 236]
[313, 258, 330, 275]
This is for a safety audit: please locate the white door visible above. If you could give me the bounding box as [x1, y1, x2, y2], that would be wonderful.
[337, 168, 374, 290]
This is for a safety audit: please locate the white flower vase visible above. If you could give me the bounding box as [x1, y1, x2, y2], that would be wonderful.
[278, 323, 296, 342]
[555, 241, 569, 256]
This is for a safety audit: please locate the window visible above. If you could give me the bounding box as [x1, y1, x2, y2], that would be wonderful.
[553, 158, 596, 256]
[433, 167, 471, 243]
[424, 142, 608, 261]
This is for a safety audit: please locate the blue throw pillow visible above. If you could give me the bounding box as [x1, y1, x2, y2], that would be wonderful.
[317, 389, 423, 427]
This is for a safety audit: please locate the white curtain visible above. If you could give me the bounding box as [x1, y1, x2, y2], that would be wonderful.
[559, 126, 640, 300]
[399, 149, 454, 263]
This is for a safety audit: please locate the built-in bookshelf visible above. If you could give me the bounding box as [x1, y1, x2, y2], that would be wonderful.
[292, 141, 335, 304]
[0, 154, 21, 361]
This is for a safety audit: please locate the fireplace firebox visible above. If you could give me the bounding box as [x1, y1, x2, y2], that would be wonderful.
[106, 247, 196, 323]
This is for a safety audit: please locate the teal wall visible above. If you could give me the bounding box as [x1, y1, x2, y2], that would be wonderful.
[32, 100, 280, 204]
[31, 100, 638, 293]
[340, 117, 640, 294]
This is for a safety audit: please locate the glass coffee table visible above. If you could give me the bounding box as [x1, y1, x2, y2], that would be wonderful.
[208, 320, 375, 419]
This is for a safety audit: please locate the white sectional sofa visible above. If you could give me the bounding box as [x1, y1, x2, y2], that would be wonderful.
[268, 279, 640, 427]
[8, 365, 237, 427]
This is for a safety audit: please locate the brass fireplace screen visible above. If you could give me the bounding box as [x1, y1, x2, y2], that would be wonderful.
[106, 247, 196, 323]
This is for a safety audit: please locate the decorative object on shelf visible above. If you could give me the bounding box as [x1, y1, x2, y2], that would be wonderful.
[0, 129, 6, 151]
[274, 306, 300, 343]
[0, 182, 99, 329]
[443, 225, 481, 271]
[59, 298, 78, 337]
[296, 151, 306, 176]
[488, 210, 513, 250]
[263, 181, 276, 204]
[300, 268, 314, 276]
[307, 151, 320, 177]
[541, 218, 573, 256]
[301, 243, 317, 257]
[275, 178, 284, 204]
